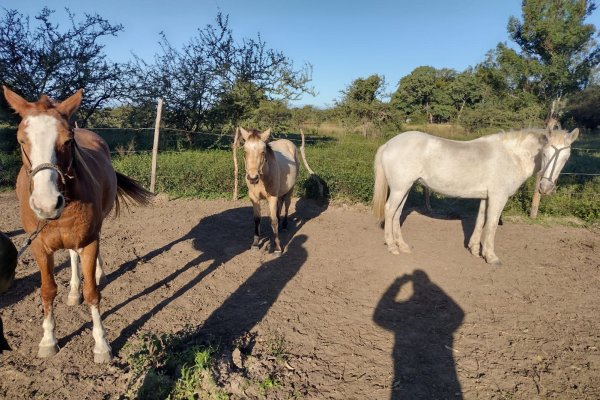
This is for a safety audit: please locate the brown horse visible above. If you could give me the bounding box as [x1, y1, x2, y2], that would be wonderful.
[3, 87, 153, 363]
[239, 128, 298, 254]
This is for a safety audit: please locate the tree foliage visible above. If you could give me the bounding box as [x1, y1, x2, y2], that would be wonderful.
[0, 7, 125, 125]
[500, 0, 599, 104]
[335, 74, 400, 136]
[125, 13, 313, 132]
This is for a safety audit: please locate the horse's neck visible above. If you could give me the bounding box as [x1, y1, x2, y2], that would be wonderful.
[262, 149, 279, 188]
[499, 133, 545, 177]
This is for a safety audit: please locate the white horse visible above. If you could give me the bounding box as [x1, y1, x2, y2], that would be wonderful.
[373, 128, 579, 264]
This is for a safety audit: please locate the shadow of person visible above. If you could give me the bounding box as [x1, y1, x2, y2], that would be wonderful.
[373, 270, 464, 400]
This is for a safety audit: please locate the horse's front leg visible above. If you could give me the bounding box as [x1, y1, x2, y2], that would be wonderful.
[468, 199, 487, 257]
[481, 196, 508, 265]
[32, 243, 59, 358]
[250, 195, 261, 249]
[268, 196, 282, 254]
[80, 239, 112, 363]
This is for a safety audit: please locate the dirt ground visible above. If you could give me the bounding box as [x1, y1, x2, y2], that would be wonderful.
[0, 190, 599, 399]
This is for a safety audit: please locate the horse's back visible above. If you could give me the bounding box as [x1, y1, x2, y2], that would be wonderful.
[74, 129, 117, 215]
[380, 131, 501, 198]
[270, 139, 298, 195]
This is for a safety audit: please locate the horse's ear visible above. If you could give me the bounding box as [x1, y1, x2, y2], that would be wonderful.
[260, 128, 271, 142]
[3, 86, 33, 117]
[566, 128, 579, 144]
[55, 89, 83, 119]
[240, 127, 253, 142]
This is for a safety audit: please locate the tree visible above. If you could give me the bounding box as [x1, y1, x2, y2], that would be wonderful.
[335, 74, 398, 136]
[500, 0, 600, 109]
[0, 7, 126, 125]
[563, 84, 600, 128]
[126, 13, 313, 132]
[391, 66, 458, 123]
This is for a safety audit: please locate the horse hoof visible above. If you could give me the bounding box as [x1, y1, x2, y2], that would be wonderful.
[94, 350, 113, 364]
[38, 344, 59, 358]
[397, 244, 412, 254]
[485, 256, 502, 265]
[66, 294, 82, 306]
[468, 246, 481, 257]
[387, 246, 400, 255]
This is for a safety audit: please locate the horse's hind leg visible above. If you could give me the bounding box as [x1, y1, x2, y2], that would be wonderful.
[95, 252, 106, 286]
[468, 199, 487, 257]
[481, 196, 508, 265]
[392, 192, 411, 253]
[281, 190, 293, 231]
[67, 249, 82, 306]
[32, 244, 59, 358]
[80, 239, 112, 363]
[385, 188, 410, 255]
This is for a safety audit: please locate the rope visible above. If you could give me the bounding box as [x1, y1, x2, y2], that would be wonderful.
[17, 220, 48, 259]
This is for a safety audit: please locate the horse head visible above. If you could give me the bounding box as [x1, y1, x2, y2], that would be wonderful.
[3, 87, 82, 220]
[239, 127, 272, 185]
[539, 128, 579, 195]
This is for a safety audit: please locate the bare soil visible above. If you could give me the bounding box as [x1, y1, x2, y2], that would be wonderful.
[0, 191, 599, 399]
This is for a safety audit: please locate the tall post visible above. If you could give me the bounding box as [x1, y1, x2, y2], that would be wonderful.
[529, 174, 541, 218]
[232, 127, 240, 200]
[150, 98, 163, 193]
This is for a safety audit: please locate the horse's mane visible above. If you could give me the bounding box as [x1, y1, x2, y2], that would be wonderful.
[497, 128, 549, 147]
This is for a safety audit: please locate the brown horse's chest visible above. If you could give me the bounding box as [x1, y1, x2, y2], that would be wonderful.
[19, 190, 101, 252]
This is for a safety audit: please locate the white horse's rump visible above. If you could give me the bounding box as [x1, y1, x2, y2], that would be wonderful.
[373, 128, 579, 264]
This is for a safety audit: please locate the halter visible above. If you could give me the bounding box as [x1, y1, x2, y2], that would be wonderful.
[539, 144, 570, 187]
[20, 129, 76, 194]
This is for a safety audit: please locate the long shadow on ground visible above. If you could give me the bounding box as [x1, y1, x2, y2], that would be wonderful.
[373, 269, 464, 400]
[59, 197, 327, 354]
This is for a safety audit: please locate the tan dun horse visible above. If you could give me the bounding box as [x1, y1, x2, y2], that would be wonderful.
[373, 128, 578, 265]
[3, 87, 153, 362]
[239, 127, 298, 254]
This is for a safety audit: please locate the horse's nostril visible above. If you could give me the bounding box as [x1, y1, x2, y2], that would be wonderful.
[55, 195, 64, 210]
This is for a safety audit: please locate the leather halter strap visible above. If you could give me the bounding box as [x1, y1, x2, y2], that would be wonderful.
[539, 145, 569, 185]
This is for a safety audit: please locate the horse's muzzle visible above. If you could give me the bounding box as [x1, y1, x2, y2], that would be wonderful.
[247, 175, 259, 185]
[539, 180, 555, 195]
[29, 194, 65, 220]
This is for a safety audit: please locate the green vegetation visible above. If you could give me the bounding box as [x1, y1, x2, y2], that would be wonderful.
[2, 127, 598, 223]
[112, 128, 598, 224]
[122, 329, 306, 399]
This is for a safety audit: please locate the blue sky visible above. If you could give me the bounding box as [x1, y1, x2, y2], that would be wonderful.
[3, 1, 600, 107]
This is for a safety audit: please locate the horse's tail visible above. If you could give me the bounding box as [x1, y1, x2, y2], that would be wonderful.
[114, 172, 154, 217]
[373, 144, 389, 223]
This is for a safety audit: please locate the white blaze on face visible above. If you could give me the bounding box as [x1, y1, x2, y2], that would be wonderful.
[244, 140, 266, 179]
[24, 115, 63, 218]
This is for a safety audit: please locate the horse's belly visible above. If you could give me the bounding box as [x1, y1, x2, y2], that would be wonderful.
[421, 178, 487, 199]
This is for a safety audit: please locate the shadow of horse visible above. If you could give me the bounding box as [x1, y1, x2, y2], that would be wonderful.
[137, 232, 309, 394]
[373, 270, 464, 399]
[59, 195, 327, 354]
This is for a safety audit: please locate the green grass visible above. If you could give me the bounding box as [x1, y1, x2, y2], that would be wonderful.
[1, 127, 598, 223]
[123, 331, 228, 400]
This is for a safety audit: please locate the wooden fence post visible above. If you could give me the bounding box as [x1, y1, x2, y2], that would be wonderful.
[232, 127, 240, 200]
[529, 174, 541, 218]
[150, 98, 163, 193]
